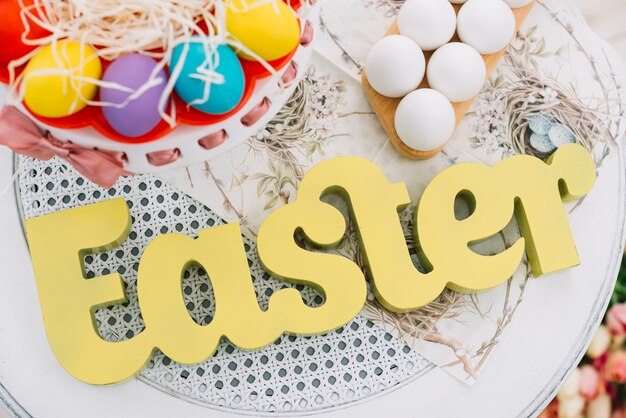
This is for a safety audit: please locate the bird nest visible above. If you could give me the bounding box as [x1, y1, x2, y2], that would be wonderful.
[504, 66, 611, 160]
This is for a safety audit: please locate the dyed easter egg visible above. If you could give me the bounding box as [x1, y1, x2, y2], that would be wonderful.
[226, 0, 300, 62]
[171, 40, 245, 115]
[0, 0, 49, 64]
[548, 124, 576, 147]
[528, 114, 554, 135]
[530, 133, 556, 153]
[101, 54, 168, 138]
[23, 40, 102, 118]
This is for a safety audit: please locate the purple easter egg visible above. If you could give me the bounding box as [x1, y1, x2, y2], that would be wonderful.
[101, 54, 169, 138]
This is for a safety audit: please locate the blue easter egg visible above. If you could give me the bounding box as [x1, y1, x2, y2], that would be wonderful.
[548, 124, 576, 147]
[530, 132, 556, 153]
[528, 114, 554, 136]
[171, 40, 245, 115]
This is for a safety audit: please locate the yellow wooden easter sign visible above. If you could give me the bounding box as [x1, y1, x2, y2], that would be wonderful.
[25, 143, 596, 385]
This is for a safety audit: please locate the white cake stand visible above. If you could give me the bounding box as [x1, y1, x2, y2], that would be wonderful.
[0, 3, 319, 174]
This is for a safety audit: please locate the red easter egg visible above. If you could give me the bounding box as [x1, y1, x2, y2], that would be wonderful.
[0, 0, 49, 64]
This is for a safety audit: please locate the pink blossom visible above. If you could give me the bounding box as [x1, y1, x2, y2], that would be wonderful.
[606, 380, 618, 400]
[607, 305, 626, 335]
[594, 351, 610, 371]
[579, 365, 601, 400]
[605, 351, 626, 383]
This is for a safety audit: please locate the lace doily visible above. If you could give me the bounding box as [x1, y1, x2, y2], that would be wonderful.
[15, 154, 432, 414]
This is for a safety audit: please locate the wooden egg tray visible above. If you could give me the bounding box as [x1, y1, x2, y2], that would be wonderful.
[361, 1, 536, 160]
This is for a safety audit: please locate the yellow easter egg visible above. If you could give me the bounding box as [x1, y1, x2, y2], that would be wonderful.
[23, 40, 102, 118]
[226, 0, 300, 62]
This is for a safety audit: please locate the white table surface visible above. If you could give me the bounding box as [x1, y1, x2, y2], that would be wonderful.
[1, 0, 626, 416]
[0, 133, 624, 418]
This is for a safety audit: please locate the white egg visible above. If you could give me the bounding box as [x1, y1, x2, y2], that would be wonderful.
[426, 42, 486, 102]
[398, 0, 457, 51]
[503, 0, 534, 7]
[457, 0, 516, 54]
[394, 89, 456, 152]
[365, 35, 426, 98]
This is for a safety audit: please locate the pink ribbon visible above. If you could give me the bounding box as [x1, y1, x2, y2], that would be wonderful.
[0, 106, 130, 189]
[241, 98, 271, 127]
[300, 21, 314, 47]
[146, 130, 229, 167]
[280, 61, 299, 87]
[146, 148, 181, 167]
[198, 130, 228, 150]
